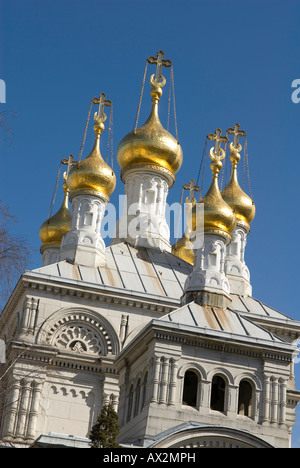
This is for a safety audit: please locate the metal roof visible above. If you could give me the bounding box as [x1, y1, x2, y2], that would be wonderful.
[33, 242, 191, 299]
[159, 302, 286, 344]
[32, 242, 298, 329]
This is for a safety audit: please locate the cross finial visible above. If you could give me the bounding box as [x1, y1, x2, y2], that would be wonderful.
[61, 154, 75, 177]
[148, 50, 172, 87]
[207, 128, 228, 161]
[93, 93, 112, 124]
[227, 123, 246, 151]
[183, 179, 201, 205]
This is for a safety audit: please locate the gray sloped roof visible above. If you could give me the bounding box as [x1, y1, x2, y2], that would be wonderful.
[31, 242, 300, 334]
[32, 242, 191, 299]
[230, 294, 293, 321]
[159, 301, 286, 344]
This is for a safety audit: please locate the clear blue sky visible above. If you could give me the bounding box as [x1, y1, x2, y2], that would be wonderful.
[1, 0, 300, 446]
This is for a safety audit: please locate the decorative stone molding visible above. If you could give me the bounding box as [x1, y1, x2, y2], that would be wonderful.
[60, 194, 107, 267]
[112, 170, 172, 251]
[182, 234, 231, 308]
[225, 226, 252, 297]
[37, 308, 120, 356]
[53, 324, 103, 355]
[20, 273, 178, 315]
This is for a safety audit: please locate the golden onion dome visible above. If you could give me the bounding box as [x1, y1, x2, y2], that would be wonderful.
[171, 233, 194, 265]
[67, 114, 116, 200]
[39, 181, 72, 249]
[221, 145, 255, 231]
[117, 76, 183, 186]
[189, 151, 236, 240]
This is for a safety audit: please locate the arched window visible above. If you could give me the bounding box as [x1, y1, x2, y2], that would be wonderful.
[210, 375, 226, 412]
[182, 370, 198, 407]
[238, 379, 253, 417]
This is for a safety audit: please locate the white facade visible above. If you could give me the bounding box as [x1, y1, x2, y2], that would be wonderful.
[112, 168, 172, 252]
[0, 238, 300, 448]
[225, 225, 252, 297]
[59, 193, 107, 268]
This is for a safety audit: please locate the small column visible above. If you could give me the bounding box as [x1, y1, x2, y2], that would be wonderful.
[28, 298, 39, 331]
[26, 381, 42, 440]
[2, 379, 21, 439]
[15, 379, 31, 439]
[262, 375, 271, 424]
[279, 379, 287, 426]
[271, 377, 279, 424]
[228, 384, 239, 418]
[151, 356, 161, 403]
[168, 359, 178, 406]
[21, 297, 32, 332]
[159, 357, 169, 404]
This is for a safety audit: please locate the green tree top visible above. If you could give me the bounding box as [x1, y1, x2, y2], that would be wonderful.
[89, 403, 121, 448]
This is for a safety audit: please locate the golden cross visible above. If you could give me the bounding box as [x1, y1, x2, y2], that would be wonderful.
[183, 179, 201, 205]
[93, 93, 112, 121]
[227, 123, 246, 150]
[207, 128, 228, 161]
[148, 50, 172, 84]
[61, 154, 74, 166]
[61, 154, 75, 178]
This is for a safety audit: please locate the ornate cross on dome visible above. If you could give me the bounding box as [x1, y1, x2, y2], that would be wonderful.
[183, 179, 201, 205]
[148, 50, 172, 84]
[227, 123, 246, 150]
[61, 154, 75, 177]
[208, 128, 228, 161]
[94, 93, 112, 122]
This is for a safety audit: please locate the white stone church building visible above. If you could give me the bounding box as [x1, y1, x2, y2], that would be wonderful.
[1, 51, 300, 449]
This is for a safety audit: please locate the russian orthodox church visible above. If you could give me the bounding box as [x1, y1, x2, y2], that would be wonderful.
[1, 51, 300, 449]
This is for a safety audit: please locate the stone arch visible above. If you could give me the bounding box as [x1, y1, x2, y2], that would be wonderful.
[178, 362, 207, 381]
[234, 372, 262, 391]
[150, 424, 274, 448]
[37, 307, 120, 356]
[207, 367, 234, 385]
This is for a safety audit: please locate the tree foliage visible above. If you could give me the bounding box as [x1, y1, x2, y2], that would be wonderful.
[89, 403, 121, 448]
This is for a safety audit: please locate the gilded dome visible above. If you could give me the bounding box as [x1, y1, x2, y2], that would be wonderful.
[67, 118, 116, 200]
[117, 78, 183, 185]
[221, 148, 255, 231]
[39, 182, 72, 248]
[171, 233, 194, 265]
[190, 159, 236, 240]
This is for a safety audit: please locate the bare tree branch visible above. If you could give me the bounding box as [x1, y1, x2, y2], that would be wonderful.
[0, 200, 32, 310]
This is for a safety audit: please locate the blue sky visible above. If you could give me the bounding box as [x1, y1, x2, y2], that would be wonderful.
[1, 0, 300, 446]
